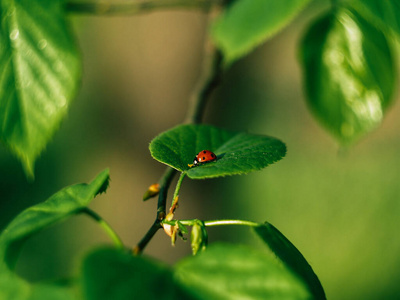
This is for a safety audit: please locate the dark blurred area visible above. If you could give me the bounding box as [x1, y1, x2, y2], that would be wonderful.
[1, 2, 400, 299]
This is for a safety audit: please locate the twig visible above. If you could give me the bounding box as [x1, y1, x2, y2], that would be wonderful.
[134, 5, 224, 254]
[133, 167, 176, 254]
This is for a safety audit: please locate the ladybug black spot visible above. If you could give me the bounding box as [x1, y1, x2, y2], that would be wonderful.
[203, 150, 207, 154]
[202, 157, 205, 160]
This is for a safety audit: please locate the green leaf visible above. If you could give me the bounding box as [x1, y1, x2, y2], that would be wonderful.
[300, 8, 395, 145]
[349, 0, 400, 36]
[254, 223, 326, 300]
[81, 247, 194, 300]
[211, 0, 311, 65]
[0, 169, 109, 270]
[0, 0, 81, 176]
[0, 273, 75, 300]
[174, 243, 312, 299]
[149, 124, 286, 179]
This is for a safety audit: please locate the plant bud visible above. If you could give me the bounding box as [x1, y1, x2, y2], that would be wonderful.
[142, 183, 160, 201]
[191, 221, 207, 255]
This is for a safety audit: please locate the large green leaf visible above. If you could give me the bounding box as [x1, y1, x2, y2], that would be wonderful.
[349, 0, 400, 36]
[0, 169, 109, 270]
[211, 0, 311, 65]
[0, 0, 81, 176]
[254, 223, 326, 300]
[81, 247, 194, 300]
[300, 8, 395, 145]
[0, 272, 75, 300]
[174, 243, 312, 299]
[149, 124, 286, 179]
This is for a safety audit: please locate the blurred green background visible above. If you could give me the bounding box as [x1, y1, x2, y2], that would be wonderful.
[1, 2, 400, 299]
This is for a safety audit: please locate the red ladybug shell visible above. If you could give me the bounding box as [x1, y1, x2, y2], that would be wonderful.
[193, 150, 217, 165]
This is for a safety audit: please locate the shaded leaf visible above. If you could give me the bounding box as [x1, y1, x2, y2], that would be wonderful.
[0, 169, 109, 270]
[81, 247, 195, 300]
[174, 243, 312, 299]
[0, 272, 75, 300]
[349, 0, 400, 36]
[0, 0, 81, 176]
[149, 124, 286, 179]
[300, 8, 395, 144]
[211, 0, 311, 65]
[254, 223, 326, 299]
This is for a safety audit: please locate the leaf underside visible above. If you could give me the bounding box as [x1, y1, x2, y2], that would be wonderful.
[211, 0, 311, 65]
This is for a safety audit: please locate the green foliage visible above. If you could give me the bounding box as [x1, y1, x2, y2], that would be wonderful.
[300, 7, 395, 145]
[0, 0, 81, 177]
[255, 223, 326, 299]
[149, 124, 286, 179]
[0, 169, 109, 270]
[81, 248, 192, 300]
[0, 272, 75, 300]
[175, 243, 312, 299]
[4, 0, 399, 298]
[349, 0, 400, 35]
[211, 0, 311, 65]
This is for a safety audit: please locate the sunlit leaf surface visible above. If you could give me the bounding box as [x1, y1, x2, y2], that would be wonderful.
[300, 8, 395, 144]
[149, 124, 286, 179]
[0, 0, 81, 176]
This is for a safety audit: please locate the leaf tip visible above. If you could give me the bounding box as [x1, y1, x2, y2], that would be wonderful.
[96, 168, 111, 195]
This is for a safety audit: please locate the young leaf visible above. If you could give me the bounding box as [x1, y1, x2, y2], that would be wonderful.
[254, 223, 326, 300]
[349, 0, 400, 36]
[300, 8, 395, 145]
[211, 0, 311, 65]
[81, 247, 194, 300]
[149, 124, 286, 179]
[0, 0, 81, 177]
[174, 243, 312, 299]
[0, 169, 109, 270]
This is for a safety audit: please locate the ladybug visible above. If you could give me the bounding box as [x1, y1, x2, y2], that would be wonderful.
[188, 150, 217, 168]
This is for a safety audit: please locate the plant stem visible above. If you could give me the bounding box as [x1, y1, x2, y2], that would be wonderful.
[157, 167, 177, 219]
[82, 208, 124, 249]
[66, 0, 221, 15]
[173, 172, 186, 201]
[133, 221, 162, 255]
[133, 167, 176, 254]
[134, 4, 224, 254]
[204, 219, 259, 227]
[166, 172, 186, 219]
[163, 219, 259, 228]
[184, 48, 223, 124]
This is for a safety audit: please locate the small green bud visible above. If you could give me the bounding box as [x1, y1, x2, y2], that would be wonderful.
[143, 183, 160, 201]
[191, 220, 208, 255]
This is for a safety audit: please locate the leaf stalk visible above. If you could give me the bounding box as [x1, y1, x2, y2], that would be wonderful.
[82, 208, 124, 249]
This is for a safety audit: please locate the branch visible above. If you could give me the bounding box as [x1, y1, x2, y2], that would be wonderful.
[184, 49, 223, 124]
[133, 166, 176, 254]
[134, 6, 224, 254]
[66, 0, 221, 15]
